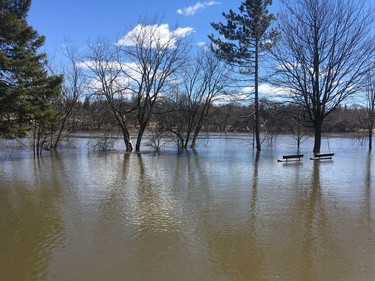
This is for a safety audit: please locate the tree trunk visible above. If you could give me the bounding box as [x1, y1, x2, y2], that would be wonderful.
[369, 128, 373, 151]
[191, 126, 201, 149]
[191, 132, 198, 148]
[297, 134, 301, 151]
[52, 122, 66, 150]
[254, 38, 261, 151]
[177, 135, 185, 150]
[313, 121, 322, 154]
[135, 118, 148, 152]
[184, 131, 191, 150]
[125, 138, 133, 152]
[120, 125, 133, 152]
[135, 126, 145, 152]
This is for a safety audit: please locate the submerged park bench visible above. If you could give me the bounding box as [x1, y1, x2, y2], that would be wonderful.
[277, 154, 304, 163]
[310, 152, 334, 160]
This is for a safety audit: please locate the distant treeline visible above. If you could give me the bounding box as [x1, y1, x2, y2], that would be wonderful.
[67, 97, 366, 135]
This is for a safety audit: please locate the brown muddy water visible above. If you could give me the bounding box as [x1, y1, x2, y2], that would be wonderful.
[0, 134, 374, 281]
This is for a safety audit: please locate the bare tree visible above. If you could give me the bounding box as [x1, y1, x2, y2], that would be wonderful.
[49, 44, 86, 150]
[154, 86, 188, 150]
[83, 39, 134, 151]
[156, 48, 233, 149]
[117, 18, 191, 152]
[185, 48, 233, 148]
[271, 0, 375, 153]
[361, 71, 375, 150]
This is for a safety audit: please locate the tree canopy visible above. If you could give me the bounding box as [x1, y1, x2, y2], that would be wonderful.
[270, 0, 375, 153]
[0, 0, 62, 138]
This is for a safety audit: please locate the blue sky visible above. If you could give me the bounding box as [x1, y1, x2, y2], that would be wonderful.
[27, 1, 282, 99]
[28, 0, 280, 58]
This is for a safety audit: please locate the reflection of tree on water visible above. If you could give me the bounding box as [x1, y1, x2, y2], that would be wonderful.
[96, 153, 131, 213]
[173, 149, 213, 235]
[95, 153, 133, 235]
[206, 152, 263, 281]
[363, 152, 373, 229]
[357, 152, 375, 280]
[120, 153, 200, 279]
[250, 151, 260, 216]
[81, 151, 222, 280]
[0, 157, 65, 281]
[225, 158, 347, 281]
[301, 160, 326, 279]
[134, 153, 163, 235]
[356, 152, 375, 273]
[285, 160, 353, 281]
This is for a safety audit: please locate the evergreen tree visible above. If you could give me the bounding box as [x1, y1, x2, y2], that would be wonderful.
[209, 0, 275, 151]
[0, 0, 62, 138]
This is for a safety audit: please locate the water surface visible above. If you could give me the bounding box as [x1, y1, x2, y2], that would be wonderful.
[0, 134, 374, 281]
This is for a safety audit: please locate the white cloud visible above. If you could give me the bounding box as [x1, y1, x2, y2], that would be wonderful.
[77, 60, 124, 71]
[213, 84, 291, 105]
[116, 24, 194, 48]
[242, 86, 253, 94]
[259, 84, 290, 95]
[241, 84, 290, 96]
[172, 26, 195, 38]
[177, 1, 220, 16]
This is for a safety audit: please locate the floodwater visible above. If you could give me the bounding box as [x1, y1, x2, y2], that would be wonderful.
[0, 134, 374, 281]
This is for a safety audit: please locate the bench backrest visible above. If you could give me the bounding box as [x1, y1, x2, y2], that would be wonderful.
[316, 153, 334, 157]
[283, 154, 304, 159]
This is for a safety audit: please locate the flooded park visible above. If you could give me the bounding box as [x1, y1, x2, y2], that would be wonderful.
[0, 133, 374, 281]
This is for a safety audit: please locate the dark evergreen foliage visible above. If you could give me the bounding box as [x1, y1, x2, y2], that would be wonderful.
[0, 0, 62, 138]
[209, 0, 275, 67]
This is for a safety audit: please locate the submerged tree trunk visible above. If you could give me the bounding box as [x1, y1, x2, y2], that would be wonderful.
[191, 101, 210, 149]
[297, 135, 301, 151]
[184, 130, 191, 150]
[124, 137, 133, 152]
[191, 131, 198, 149]
[313, 121, 322, 154]
[136, 110, 153, 152]
[120, 124, 133, 152]
[369, 129, 373, 151]
[135, 128, 144, 152]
